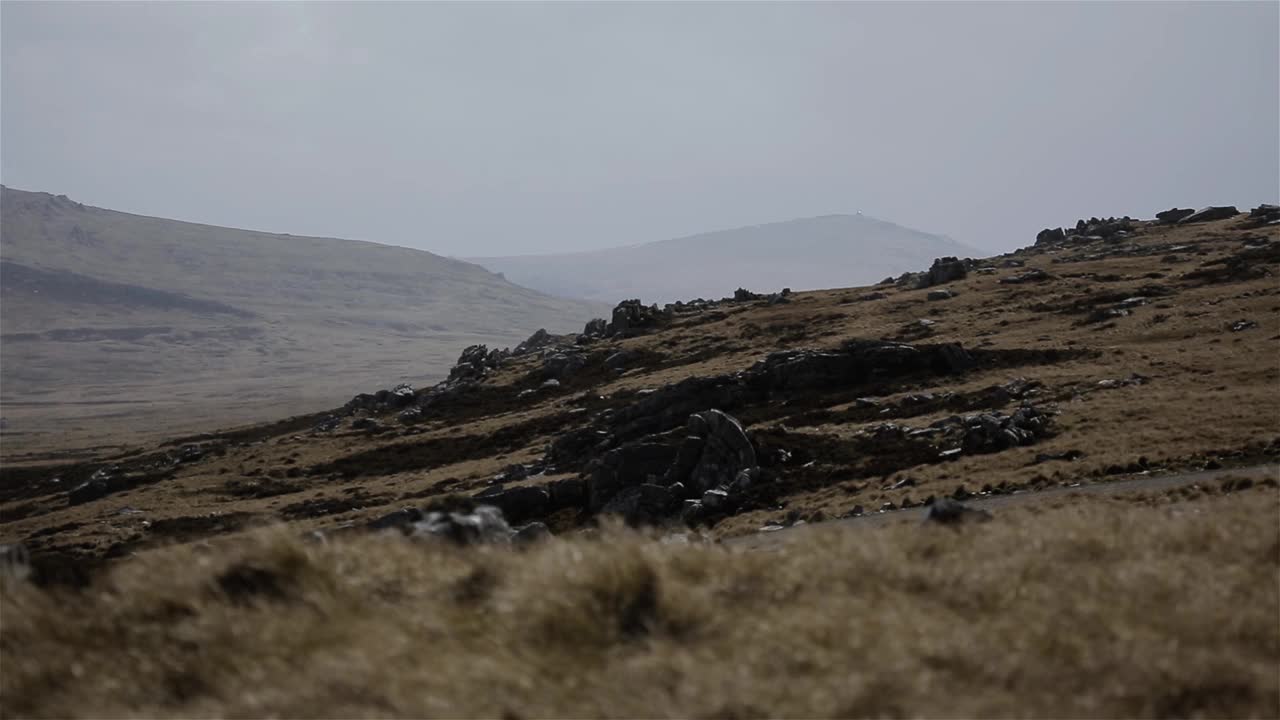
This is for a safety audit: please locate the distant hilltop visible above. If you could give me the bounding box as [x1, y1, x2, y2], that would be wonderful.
[470, 214, 978, 304]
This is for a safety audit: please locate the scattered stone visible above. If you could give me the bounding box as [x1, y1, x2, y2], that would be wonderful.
[1230, 319, 1258, 332]
[1033, 449, 1085, 464]
[927, 289, 955, 301]
[999, 268, 1052, 284]
[959, 406, 1053, 454]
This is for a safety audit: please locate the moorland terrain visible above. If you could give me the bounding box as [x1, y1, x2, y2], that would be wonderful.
[2, 203, 1278, 718]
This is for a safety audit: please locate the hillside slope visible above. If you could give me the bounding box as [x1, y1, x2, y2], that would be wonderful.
[2, 205, 1278, 718]
[471, 214, 978, 303]
[0, 186, 606, 453]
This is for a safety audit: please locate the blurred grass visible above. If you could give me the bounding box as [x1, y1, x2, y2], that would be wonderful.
[2, 487, 1278, 718]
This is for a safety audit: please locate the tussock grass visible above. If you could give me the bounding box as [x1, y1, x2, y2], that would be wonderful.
[3, 489, 1278, 718]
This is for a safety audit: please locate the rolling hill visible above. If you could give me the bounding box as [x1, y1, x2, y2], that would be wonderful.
[470, 214, 979, 303]
[0, 186, 606, 453]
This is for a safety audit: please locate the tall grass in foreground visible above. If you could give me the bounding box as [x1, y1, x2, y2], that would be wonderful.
[2, 488, 1278, 718]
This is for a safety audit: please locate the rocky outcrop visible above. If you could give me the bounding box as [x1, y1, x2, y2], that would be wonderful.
[343, 383, 418, 414]
[608, 299, 670, 338]
[925, 257, 967, 286]
[542, 352, 587, 381]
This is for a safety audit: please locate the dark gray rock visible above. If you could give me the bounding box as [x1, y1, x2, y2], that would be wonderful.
[1178, 206, 1238, 224]
[588, 442, 679, 510]
[68, 477, 110, 506]
[582, 318, 608, 338]
[548, 477, 586, 509]
[368, 507, 425, 531]
[542, 352, 586, 381]
[608, 299, 669, 337]
[472, 486, 550, 524]
[926, 257, 968, 286]
[512, 521, 553, 545]
[927, 289, 955, 301]
[925, 498, 993, 525]
[1036, 227, 1066, 244]
[515, 328, 555, 355]
[685, 409, 757, 494]
[1156, 207, 1196, 224]
[68, 467, 118, 506]
[605, 350, 638, 370]
[601, 483, 680, 524]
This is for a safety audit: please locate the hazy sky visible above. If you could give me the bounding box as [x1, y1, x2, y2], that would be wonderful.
[2, 1, 1277, 256]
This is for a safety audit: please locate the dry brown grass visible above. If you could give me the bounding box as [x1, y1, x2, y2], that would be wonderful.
[3, 487, 1278, 719]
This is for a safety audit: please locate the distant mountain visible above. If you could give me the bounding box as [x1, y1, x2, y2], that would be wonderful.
[470, 214, 978, 304]
[0, 186, 606, 451]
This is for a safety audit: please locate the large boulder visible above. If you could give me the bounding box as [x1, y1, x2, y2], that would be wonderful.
[582, 318, 608, 338]
[1035, 227, 1066, 245]
[682, 410, 757, 494]
[410, 506, 513, 545]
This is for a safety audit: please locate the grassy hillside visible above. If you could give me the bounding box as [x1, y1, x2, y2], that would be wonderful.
[0, 186, 606, 453]
[471, 214, 978, 303]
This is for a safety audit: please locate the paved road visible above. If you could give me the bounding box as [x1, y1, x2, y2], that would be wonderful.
[727, 463, 1280, 551]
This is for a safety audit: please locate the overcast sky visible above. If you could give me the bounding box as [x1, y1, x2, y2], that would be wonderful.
[2, 1, 1277, 256]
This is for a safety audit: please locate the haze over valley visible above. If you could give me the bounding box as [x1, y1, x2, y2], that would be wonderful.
[471, 214, 976, 303]
[0, 186, 605, 452]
